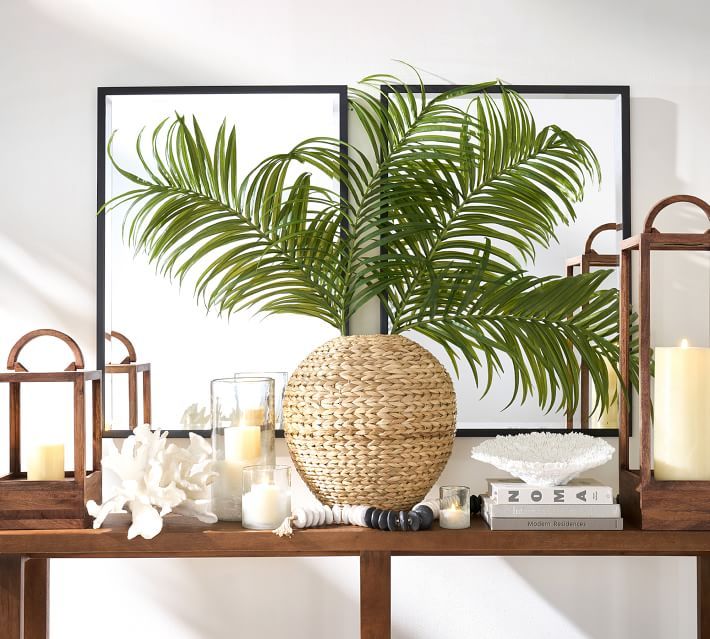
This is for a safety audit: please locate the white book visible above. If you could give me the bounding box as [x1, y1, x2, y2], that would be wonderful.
[488, 478, 615, 505]
[482, 495, 620, 518]
[481, 510, 624, 531]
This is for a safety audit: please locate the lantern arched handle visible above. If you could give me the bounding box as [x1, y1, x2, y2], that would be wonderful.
[7, 329, 85, 372]
[105, 330, 137, 364]
[644, 195, 710, 233]
[584, 222, 622, 254]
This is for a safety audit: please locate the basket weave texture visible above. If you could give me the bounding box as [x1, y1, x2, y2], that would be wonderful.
[283, 334, 457, 510]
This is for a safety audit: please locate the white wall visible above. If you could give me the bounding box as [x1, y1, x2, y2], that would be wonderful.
[1, 0, 709, 637]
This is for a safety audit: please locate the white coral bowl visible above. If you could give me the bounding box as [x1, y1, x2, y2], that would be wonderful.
[470, 432, 614, 486]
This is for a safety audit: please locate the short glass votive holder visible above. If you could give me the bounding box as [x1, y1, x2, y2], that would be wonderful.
[211, 377, 276, 522]
[242, 465, 292, 531]
[439, 485, 471, 529]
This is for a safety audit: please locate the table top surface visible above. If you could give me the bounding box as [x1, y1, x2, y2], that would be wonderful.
[0, 515, 707, 558]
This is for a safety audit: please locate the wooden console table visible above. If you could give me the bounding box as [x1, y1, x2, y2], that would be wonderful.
[2, 516, 710, 638]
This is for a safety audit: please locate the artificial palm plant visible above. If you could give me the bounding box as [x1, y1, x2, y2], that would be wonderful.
[106, 73, 629, 507]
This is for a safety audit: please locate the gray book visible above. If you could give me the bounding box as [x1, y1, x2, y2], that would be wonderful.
[482, 509, 623, 531]
[482, 495, 620, 518]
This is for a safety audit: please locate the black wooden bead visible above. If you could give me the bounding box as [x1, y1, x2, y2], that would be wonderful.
[370, 509, 382, 529]
[407, 510, 421, 531]
[398, 510, 408, 531]
[387, 510, 399, 531]
[470, 494, 482, 515]
[364, 507, 376, 528]
[378, 510, 390, 530]
[413, 505, 434, 530]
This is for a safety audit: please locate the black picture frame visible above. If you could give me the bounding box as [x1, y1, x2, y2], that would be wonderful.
[97, 85, 349, 438]
[378, 84, 631, 438]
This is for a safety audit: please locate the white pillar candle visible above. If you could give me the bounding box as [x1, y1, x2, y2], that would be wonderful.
[241, 483, 291, 530]
[440, 506, 470, 529]
[591, 358, 619, 428]
[654, 340, 710, 480]
[27, 443, 65, 481]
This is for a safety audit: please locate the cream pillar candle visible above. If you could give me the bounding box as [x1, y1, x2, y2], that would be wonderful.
[27, 443, 65, 481]
[591, 358, 619, 429]
[241, 482, 291, 530]
[654, 340, 710, 480]
[224, 425, 261, 462]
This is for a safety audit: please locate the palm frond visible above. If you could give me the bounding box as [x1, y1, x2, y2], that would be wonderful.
[395, 268, 623, 414]
[105, 115, 349, 332]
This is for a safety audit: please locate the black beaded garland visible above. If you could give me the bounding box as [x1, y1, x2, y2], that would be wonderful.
[387, 510, 399, 531]
[364, 507, 376, 528]
[370, 508, 382, 529]
[398, 510, 408, 531]
[378, 510, 390, 530]
[413, 505, 434, 530]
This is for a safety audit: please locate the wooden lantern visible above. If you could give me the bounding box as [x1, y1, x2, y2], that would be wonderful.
[0, 329, 102, 529]
[565, 222, 622, 430]
[105, 330, 151, 430]
[619, 195, 710, 529]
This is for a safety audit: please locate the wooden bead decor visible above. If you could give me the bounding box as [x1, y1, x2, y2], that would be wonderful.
[283, 334, 456, 510]
[619, 195, 710, 530]
[0, 329, 102, 529]
[104, 330, 152, 430]
[565, 222, 622, 430]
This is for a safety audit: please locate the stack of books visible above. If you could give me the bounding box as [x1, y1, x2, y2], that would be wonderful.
[480, 478, 623, 531]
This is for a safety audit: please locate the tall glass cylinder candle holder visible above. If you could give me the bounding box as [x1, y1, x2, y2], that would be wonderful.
[235, 372, 288, 430]
[211, 377, 276, 521]
[242, 465, 292, 530]
[439, 485, 471, 529]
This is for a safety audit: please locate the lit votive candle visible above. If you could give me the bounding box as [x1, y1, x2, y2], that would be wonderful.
[242, 465, 291, 530]
[27, 443, 65, 481]
[439, 485, 471, 529]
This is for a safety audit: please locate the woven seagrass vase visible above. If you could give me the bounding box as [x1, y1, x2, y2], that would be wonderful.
[283, 334, 457, 510]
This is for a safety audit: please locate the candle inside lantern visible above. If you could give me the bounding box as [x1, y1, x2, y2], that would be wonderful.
[591, 358, 619, 429]
[27, 442, 65, 481]
[654, 339, 710, 480]
[241, 466, 291, 530]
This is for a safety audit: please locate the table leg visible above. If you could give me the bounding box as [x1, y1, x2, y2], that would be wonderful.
[699, 555, 710, 638]
[0, 556, 24, 639]
[360, 551, 391, 639]
[24, 559, 48, 639]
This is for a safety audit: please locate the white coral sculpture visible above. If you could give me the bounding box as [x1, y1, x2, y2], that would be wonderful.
[87, 424, 218, 539]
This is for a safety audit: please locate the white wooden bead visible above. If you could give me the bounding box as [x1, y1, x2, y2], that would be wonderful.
[293, 508, 308, 529]
[304, 508, 316, 528]
[324, 506, 334, 525]
[356, 505, 367, 526]
[350, 505, 361, 526]
[316, 506, 326, 526]
[332, 505, 342, 524]
[341, 505, 351, 525]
